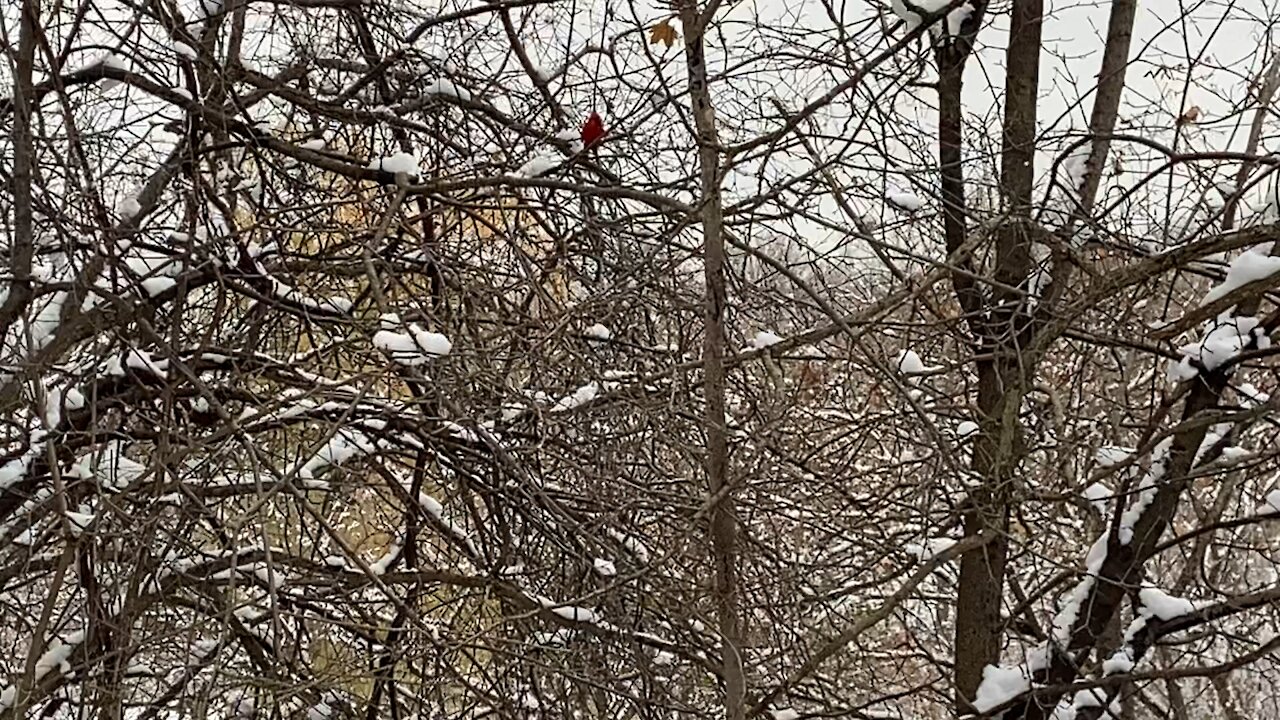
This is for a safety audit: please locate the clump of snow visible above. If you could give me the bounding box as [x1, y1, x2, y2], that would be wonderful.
[1102, 648, 1134, 675]
[34, 631, 84, 679]
[1060, 144, 1092, 194]
[41, 387, 63, 428]
[1238, 382, 1271, 407]
[410, 485, 478, 556]
[125, 348, 169, 378]
[1217, 445, 1251, 465]
[751, 330, 784, 349]
[585, 323, 612, 341]
[1050, 442, 1177, 645]
[516, 151, 560, 178]
[11, 527, 38, 545]
[1052, 534, 1109, 640]
[896, 348, 941, 378]
[554, 128, 579, 142]
[538, 597, 599, 624]
[0, 442, 44, 491]
[896, 349, 924, 374]
[142, 277, 177, 295]
[248, 562, 288, 589]
[885, 191, 923, 212]
[904, 537, 957, 561]
[372, 314, 452, 365]
[1068, 687, 1119, 715]
[972, 663, 1030, 713]
[955, 420, 979, 439]
[307, 700, 333, 720]
[174, 41, 197, 60]
[270, 280, 351, 315]
[0, 630, 88, 706]
[299, 138, 326, 151]
[1138, 587, 1198, 621]
[943, 2, 976, 36]
[1202, 245, 1280, 305]
[369, 543, 401, 575]
[1166, 356, 1200, 383]
[1169, 315, 1263, 380]
[889, 0, 924, 30]
[1083, 483, 1110, 515]
[65, 388, 86, 410]
[423, 78, 472, 102]
[552, 382, 599, 412]
[592, 558, 617, 577]
[769, 710, 801, 720]
[367, 153, 421, 179]
[1117, 438, 1172, 544]
[890, 0, 976, 41]
[298, 428, 378, 481]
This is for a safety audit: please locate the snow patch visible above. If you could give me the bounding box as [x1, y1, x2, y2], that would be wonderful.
[367, 153, 421, 179]
[552, 382, 599, 412]
[904, 537, 957, 561]
[1083, 483, 1110, 515]
[538, 597, 599, 624]
[972, 663, 1030, 713]
[885, 191, 923, 212]
[372, 314, 452, 365]
[1169, 315, 1262, 380]
[895, 348, 939, 376]
[423, 78, 472, 102]
[516, 152, 560, 178]
[1138, 587, 1197, 621]
[751, 330, 784, 349]
[1202, 245, 1280, 305]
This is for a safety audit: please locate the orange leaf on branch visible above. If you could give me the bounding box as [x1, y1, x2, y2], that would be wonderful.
[649, 19, 678, 48]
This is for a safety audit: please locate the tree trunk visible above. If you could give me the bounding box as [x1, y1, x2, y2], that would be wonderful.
[953, 0, 1044, 709]
[681, 4, 746, 720]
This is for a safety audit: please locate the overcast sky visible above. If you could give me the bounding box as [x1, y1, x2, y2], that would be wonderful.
[5, 0, 1278, 259]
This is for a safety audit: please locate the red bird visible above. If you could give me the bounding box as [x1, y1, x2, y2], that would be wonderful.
[580, 111, 605, 149]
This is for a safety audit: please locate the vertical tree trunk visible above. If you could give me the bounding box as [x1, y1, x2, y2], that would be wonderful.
[680, 5, 746, 720]
[1, 0, 39, 341]
[952, 0, 1043, 709]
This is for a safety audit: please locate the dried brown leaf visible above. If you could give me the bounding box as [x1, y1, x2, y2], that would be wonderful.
[649, 19, 678, 48]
